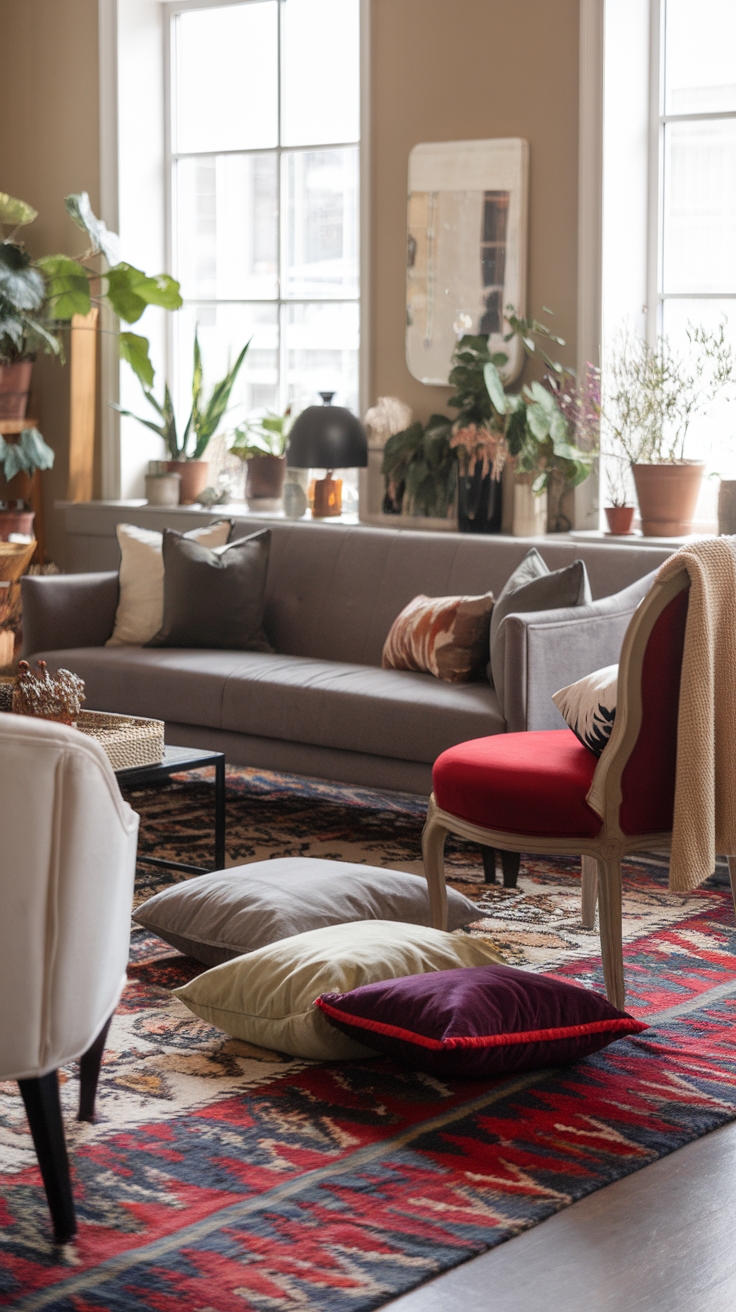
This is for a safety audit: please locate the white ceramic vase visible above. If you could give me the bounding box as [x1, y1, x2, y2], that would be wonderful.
[512, 476, 548, 538]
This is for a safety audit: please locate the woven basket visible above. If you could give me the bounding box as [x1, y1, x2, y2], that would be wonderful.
[0, 540, 37, 583]
[75, 710, 165, 770]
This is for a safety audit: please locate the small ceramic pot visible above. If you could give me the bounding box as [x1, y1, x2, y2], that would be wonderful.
[604, 505, 635, 535]
[145, 473, 181, 507]
[0, 508, 35, 542]
[246, 454, 287, 505]
[512, 475, 548, 538]
[283, 483, 308, 519]
[166, 460, 209, 504]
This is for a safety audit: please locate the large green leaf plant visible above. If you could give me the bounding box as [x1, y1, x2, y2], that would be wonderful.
[381, 309, 595, 518]
[113, 329, 250, 461]
[0, 190, 181, 390]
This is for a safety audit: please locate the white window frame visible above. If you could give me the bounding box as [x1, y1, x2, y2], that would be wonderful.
[162, 0, 368, 421]
[97, 0, 369, 499]
[649, 0, 736, 343]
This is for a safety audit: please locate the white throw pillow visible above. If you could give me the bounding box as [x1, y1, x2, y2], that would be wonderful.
[173, 920, 505, 1060]
[552, 664, 618, 757]
[106, 520, 231, 647]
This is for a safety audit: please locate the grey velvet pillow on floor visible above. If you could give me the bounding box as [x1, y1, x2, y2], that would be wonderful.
[132, 857, 490, 966]
[489, 548, 592, 711]
[147, 527, 273, 650]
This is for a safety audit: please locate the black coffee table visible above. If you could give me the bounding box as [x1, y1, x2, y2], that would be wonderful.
[116, 745, 225, 875]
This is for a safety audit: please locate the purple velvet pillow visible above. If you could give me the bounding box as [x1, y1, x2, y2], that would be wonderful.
[315, 964, 646, 1078]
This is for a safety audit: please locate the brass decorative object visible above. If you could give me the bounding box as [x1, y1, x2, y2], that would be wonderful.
[12, 660, 85, 724]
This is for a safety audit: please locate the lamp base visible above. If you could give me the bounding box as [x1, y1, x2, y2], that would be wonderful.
[313, 476, 343, 517]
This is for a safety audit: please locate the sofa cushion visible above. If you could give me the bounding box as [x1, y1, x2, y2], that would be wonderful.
[381, 592, 494, 683]
[489, 549, 592, 709]
[106, 520, 232, 648]
[36, 648, 505, 763]
[34, 648, 245, 729]
[148, 528, 273, 651]
[219, 655, 504, 762]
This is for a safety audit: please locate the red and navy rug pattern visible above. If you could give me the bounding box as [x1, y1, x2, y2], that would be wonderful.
[2, 768, 736, 1311]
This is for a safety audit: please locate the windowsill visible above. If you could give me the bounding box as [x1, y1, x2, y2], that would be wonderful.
[56, 500, 361, 526]
[570, 529, 716, 547]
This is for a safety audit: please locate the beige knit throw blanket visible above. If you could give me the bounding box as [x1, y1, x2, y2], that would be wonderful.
[656, 537, 736, 892]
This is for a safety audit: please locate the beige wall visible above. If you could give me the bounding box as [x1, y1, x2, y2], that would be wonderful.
[369, 0, 580, 419]
[0, 0, 100, 565]
[0, 0, 580, 559]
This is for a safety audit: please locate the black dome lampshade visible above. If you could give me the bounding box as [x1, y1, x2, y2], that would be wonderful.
[286, 392, 368, 518]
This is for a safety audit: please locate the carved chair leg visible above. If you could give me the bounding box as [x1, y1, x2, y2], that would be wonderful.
[78, 1014, 113, 1123]
[18, 1071, 76, 1244]
[581, 855, 599, 929]
[500, 851, 521, 889]
[422, 801, 449, 930]
[481, 848, 497, 884]
[597, 857, 625, 1011]
[727, 857, 736, 920]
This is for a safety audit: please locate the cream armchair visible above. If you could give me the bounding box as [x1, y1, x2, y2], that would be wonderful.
[0, 713, 139, 1243]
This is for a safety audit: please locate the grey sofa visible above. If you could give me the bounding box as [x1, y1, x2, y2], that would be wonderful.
[23, 521, 673, 794]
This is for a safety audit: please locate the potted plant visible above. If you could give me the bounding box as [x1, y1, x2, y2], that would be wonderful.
[603, 325, 736, 536]
[0, 426, 54, 539]
[115, 329, 249, 503]
[0, 194, 63, 418]
[1, 190, 182, 395]
[445, 335, 508, 532]
[230, 407, 293, 508]
[381, 415, 458, 520]
[483, 311, 595, 536]
[381, 311, 594, 534]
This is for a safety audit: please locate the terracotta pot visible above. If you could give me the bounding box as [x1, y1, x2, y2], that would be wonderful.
[604, 505, 635, 535]
[0, 361, 33, 421]
[166, 460, 209, 504]
[245, 454, 287, 503]
[632, 461, 705, 537]
[0, 508, 34, 542]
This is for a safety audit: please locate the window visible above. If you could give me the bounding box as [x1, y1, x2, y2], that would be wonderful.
[656, 0, 736, 512]
[165, 0, 361, 443]
[657, 0, 736, 356]
[601, 0, 736, 526]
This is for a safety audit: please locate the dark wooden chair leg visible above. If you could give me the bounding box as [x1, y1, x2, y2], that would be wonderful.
[78, 1015, 113, 1123]
[481, 848, 497, 884]
[18, 1072, 76, 1244]
[500, 850, 521, 888]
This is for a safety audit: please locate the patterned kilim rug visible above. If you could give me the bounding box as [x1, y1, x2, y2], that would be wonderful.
[3, 766, 736, 1311]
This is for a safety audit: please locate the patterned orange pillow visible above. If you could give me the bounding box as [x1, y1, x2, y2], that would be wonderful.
[382, 593, 494, 683]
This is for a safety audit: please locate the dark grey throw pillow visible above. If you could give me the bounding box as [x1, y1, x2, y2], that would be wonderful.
[146, 527, 274, 650]
[489, 548, 592, 710]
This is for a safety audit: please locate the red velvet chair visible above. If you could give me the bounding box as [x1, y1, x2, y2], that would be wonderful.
[422, 567, 690, 1009]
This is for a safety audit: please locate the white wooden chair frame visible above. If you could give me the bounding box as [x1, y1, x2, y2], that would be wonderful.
[422, 568, 693, 1011]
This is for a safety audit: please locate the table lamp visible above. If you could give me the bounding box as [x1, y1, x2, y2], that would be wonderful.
[285, 392, 367, 517]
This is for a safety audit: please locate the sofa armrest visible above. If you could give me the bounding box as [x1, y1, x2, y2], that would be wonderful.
[502, 570, 657, 733]
[22, 573, 120, 655]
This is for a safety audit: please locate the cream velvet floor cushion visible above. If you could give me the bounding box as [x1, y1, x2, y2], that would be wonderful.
[174, 920, 504, 1060]
[106, 520, 232, 647]
[133, 857, 488, 966]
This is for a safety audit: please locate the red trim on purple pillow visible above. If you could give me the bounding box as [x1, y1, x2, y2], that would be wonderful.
[314, 997, 647, 1050]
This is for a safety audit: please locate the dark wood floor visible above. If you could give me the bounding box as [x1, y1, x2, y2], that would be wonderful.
[387, 1118, 736, 1311]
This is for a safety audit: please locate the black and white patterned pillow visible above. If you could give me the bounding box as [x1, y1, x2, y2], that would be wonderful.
[552, 664, 618, 757]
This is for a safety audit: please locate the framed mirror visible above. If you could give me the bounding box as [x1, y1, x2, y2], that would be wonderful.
[406, 138, 529, 386]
